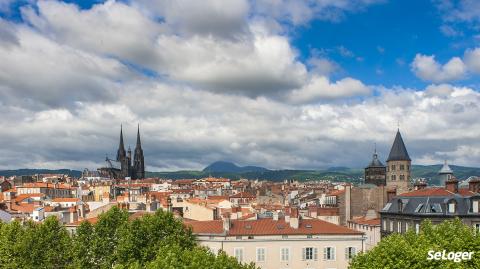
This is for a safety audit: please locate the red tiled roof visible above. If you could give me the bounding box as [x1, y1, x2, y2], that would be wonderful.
[329, 189, 345, 196]
[21, 183, 73, 190]
[186, 218, 362, 236]
[349, 217, 381, 226]
[399, 187, 475, 197]
[230, 192, 256, 199]
[14, 193, 45, 203]
[52, 198, 80, 203]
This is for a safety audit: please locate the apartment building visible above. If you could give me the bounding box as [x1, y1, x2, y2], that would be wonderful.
[186, 208, 365, 269]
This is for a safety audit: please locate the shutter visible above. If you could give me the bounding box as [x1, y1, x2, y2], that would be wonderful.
[302, 248, 306, 261]
[313, 247, 318, 261]
[345, 247, 349, 259]
[323, 247, 327, 260]
[332, 247, 335, 260]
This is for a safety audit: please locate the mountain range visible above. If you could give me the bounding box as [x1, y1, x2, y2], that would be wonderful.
[1, 162, 479, 185]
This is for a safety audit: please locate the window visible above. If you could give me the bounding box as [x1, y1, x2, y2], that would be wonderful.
[400, 165, 405, 170]
[303, 247, 318, 261]
[248, 235, 254, 239]
[307, 235, 312, 238]
[324, 247, 335, 261]
[399, 175, 405, 181]
[383, 219, 387, 230]
[448, 201, 456, 213]
[415, 223, 420, 234]
[256, 247, 266, 262]
[234, 248, 244, 262]
[392, 165, 396, 171]
[405, 222, 409, 231]
[383, 203, 392, 211]
[282, 235, 288, 239]
[345, 247, 356, 259]
[391, 175, 396, 181]
[390, 221, 393, 232]
[473, 200, 479, 213]
[398, 200, 403, 212]
[236, 236, 242, 240]
[280, 247, 290, 262]
[475, 224, 480, 233]
[415, 203, 424, 213]
[397, 221, 402, 233]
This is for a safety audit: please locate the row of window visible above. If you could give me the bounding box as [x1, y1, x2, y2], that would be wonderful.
[228, 246, 356, 263]
[387, 164, 409, 172]
[383, 219, 420, 234]
[389, 174, 407, 181]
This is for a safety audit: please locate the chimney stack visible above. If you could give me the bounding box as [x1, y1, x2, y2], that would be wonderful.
[414, 180, 427, 190]
[469, 177, 480, 193]
[386, 188, 397, 202]
[223, 213, 231, 233]
[289, 207, 299, 229]
[445, 177, 459, 193]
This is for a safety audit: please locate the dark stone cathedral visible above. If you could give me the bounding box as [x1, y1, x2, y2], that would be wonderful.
[100, 125, 145, 179]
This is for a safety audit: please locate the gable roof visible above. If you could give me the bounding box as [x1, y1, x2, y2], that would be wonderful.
[387, 130, 411, 162]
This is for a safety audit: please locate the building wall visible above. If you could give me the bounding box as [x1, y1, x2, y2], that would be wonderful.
[197, 234, 364, 269]
[386, 160, 411, 192]
[338, 186, 388, 226]
[348, 222, 380, 250]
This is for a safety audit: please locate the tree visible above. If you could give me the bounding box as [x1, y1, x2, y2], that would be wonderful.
[350, 218, 480, 269]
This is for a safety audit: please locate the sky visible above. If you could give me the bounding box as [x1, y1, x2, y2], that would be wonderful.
[0, 0, 480, 171]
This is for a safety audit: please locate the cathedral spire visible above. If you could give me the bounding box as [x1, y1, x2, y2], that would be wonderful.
[116, 125, 126, 161]
[136, 124, 142, 150]
[387, 129, 411, 162]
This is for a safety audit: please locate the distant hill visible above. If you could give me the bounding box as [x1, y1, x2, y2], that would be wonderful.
[203, 161, 270, 173]
[0, 169, 82, 178]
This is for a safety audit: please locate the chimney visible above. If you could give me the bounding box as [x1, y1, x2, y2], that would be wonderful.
[272, 211, 279, 221]
[364, 209, 377, 220]
[223, 213, 231, 233]
[289, 207, 299, 229]
[414, 180, 427, 190]
[387, 188, 397, 202]
[469, 177, 480, 193]
[445, 177, 459, 193]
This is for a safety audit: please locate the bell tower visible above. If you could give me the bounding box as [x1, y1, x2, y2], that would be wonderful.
[386, 129, 411, 193]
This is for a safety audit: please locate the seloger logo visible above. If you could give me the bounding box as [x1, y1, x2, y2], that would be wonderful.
[427, 251, 474, 263]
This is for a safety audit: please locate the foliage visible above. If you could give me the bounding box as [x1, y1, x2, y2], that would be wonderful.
[0, 207, 255, 269]
[350, 218, 480, 269]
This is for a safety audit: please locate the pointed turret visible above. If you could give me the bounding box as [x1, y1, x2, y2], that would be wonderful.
[387, 130, 411, 162]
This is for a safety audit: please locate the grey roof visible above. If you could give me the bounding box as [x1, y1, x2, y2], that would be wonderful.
[439, 161, 453, 174]
[381, 191, 480, 216]
[367, 151, 385, 168]
[386, 130, 411, 162]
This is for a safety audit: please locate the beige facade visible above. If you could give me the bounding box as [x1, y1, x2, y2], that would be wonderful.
[386, 160, 410, 193]
[197, 234, 364, 269]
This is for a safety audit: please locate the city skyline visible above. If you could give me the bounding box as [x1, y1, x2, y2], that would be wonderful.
[0, 0, 480, 171]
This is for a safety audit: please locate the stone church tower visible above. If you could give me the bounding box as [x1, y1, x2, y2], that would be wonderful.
[386, 129, 411, 193]
[115, 125, 145, 179]
[364, 146, 386, 186]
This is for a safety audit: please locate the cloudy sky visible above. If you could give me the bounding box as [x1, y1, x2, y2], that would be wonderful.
[0, 0, 480, 171]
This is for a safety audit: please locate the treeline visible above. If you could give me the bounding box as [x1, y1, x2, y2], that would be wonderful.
[0, 207, 256, 269]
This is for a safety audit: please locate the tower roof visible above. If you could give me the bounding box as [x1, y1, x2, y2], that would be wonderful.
[367, 152, 385, 168]
[439, 160, 453, 174]
[386, 130, 411, 162]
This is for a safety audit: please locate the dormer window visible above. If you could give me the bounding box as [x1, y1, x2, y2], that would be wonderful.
[448, 200, 457, 214]
[398, 200, 404, 212]
[472, 199, 479, 213]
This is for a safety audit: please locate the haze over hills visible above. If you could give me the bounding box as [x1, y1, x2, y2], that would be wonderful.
[1, 162, 479, 184]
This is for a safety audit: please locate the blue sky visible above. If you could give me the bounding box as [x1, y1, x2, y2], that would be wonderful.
[0, 0, 480, 170]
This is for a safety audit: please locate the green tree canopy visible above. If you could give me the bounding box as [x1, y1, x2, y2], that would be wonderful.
[350, 218, 480, 269]
[0, 207, 256, 269]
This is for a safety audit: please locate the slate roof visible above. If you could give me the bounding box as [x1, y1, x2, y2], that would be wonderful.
[387, 130, 411, 162]
[381, 187, 480, 216]
[367, 152, 385, 168]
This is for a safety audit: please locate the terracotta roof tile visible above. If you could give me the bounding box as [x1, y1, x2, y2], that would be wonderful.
[186, 218, 362, 236]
